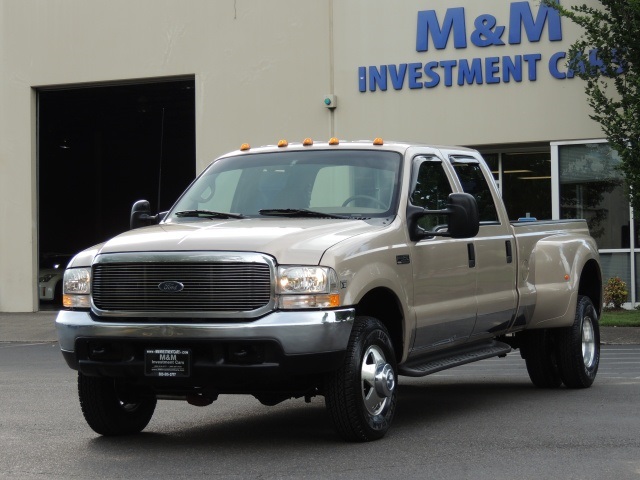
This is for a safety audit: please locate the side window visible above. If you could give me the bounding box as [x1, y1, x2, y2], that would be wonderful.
[451, 159, 499, 223]
[410, 159, 453, 231]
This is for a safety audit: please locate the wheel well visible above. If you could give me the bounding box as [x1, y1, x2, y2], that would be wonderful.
[579, 259, 602, 316]
[355, 288, 404, 359]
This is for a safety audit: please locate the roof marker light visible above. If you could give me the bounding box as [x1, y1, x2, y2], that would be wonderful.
[373, 138, 384, 146]
[329, 137, 339, 145]
[278, 139, 289, 148]
[303, 138, 313, 146]
[240, 143, 251, 151]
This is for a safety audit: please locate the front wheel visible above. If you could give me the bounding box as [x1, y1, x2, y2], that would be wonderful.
[78, 373, 157, 436]
[556, 295, 600, 388]
[325, 316, 397, 442]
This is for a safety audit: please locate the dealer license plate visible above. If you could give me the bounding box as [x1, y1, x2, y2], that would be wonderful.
[144, 348, 191, 378]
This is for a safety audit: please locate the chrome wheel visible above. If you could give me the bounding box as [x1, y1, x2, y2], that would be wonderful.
[325, 316, 397, 441]
[361, 345, 395, 416]
[582, 315, 596, 369]
[556, 295, 600, 388]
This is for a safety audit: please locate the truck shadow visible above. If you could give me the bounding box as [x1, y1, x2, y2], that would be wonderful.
[85, 377, 560, 452]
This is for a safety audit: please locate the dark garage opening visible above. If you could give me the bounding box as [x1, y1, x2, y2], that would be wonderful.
[37, 78, 196, 308]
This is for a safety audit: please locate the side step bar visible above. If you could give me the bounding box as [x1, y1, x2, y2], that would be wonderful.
[398, 340, 512, 377]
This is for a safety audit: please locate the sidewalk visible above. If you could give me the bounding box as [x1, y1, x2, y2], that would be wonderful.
[1, 311, 640, 344]
[0, 311, 58, 342]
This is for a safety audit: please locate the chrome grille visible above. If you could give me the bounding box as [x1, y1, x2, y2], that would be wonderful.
[92, 262, 272, 314]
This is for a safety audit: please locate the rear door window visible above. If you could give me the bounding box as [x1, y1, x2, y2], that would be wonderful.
[450, 157, 499, 223]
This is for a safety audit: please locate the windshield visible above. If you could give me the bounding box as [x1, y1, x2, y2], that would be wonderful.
[167, 150, 402, 221]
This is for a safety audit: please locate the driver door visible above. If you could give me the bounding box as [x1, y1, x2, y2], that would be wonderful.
[408, 156, 478, 354]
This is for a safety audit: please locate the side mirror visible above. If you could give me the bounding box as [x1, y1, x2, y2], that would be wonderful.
[130, 200, 159, 230]
[407, 192, 479, 241]
[446, 193, 480, 238]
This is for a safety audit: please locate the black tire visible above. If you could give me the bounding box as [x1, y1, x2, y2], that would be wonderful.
[325, 316, 397, 442]
[521, 329, 562, 388]
[556, 295, 600, 388]
[78, 373, 157, 436]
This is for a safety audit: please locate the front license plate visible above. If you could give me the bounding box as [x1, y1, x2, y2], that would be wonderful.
[145, 349, 191, 378]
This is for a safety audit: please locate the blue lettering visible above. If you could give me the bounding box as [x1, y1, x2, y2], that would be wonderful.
[471, 14, 506, 47]
[408, 63, 423, 89]
[389, 64, 408, 90]
[588, 49, 607, 75]
[523, 53, 541, 81]
[358, 66, 366, 92]
[416, 7, 467, 51]
[567, 54, 584, 78]
[503, 55, 522, 82]
[458, 58, 483, 85]
[549, 51, 566, 79]
[423, 62, 441, 88]
[440, 60, 457, 86]
[611, 49, 625, 75]
[485, 57, 500, 84]
[509, 1, 562, 45]
[369, 66, 388, 91]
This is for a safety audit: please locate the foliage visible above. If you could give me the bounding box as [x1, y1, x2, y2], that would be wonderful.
[542, 0, 640, 210]
[603, 276, 629, 310]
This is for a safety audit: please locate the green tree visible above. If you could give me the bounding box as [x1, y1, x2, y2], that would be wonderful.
[542, 0, 640, 209]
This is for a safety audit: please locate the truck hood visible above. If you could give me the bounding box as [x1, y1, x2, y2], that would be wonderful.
[92, 217, 389, 264]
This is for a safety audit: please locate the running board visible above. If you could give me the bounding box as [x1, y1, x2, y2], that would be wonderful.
[398, 340, 512, 377]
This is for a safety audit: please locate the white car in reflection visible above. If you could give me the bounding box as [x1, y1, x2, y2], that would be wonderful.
[39, 254, 72, 304]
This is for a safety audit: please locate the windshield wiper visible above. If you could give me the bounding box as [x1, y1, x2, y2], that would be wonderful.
[174, 210, 245, 219]
[259, 209, 350, 219]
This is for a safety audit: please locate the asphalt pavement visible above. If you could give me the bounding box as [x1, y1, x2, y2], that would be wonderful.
[1, 310, 640, 344]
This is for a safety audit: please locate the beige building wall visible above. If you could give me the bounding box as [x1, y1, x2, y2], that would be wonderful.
[0, 0, 603, 311]
[332, 0, 603, 144]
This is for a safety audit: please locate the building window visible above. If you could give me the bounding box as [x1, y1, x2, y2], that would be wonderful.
[482, 150, 552, 221]
[558, 143, 627, 249]
[553, 140, 633, 305]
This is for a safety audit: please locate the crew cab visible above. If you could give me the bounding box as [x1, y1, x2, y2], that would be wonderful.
[56, 139, 602, 441]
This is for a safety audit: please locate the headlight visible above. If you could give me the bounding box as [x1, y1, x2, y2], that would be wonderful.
[62, 267, 91, 309]
[39, 273, 56, 283]
[277, 266, 340, 309]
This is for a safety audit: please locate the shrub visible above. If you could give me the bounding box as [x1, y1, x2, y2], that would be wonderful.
[603, 276, 628, 311]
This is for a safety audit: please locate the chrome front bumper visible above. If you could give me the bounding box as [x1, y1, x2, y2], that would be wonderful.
[56, 308, 355, 355]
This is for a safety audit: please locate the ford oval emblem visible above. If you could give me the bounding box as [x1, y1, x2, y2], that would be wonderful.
[158, 281, 184, 292]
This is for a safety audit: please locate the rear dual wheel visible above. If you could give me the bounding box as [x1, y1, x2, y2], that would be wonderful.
[523, 295, 600, 389]
[556, 295, 600, 388]
[521, 329, 562, 388]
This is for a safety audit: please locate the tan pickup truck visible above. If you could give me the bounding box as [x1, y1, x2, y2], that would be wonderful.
[56, 139, 602, 441]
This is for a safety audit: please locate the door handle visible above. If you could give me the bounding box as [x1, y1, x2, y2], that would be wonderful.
[467, 243, 476, 268]
[505, 240, 513, 264]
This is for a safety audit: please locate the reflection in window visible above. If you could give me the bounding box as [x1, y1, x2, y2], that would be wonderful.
[451, 160, 499, 223]
[559, 143, 627, 249]
[484, 153, 500, 187]
[411, 160, 452, 231]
